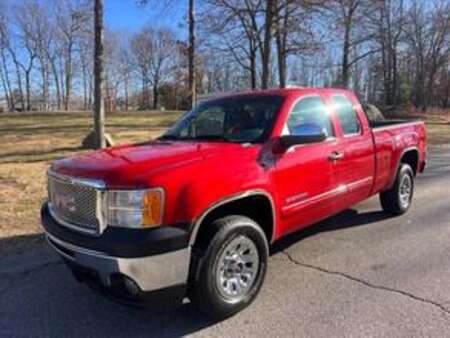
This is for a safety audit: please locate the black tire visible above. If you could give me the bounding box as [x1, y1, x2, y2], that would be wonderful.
[380, 163, 414, 215]
[189, 215, 269, 320]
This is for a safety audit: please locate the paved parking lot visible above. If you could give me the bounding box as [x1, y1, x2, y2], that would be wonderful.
[1, 144, 450, 337]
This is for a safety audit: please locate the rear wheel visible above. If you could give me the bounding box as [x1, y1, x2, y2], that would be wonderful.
[189, 215, 268, 320]
[380, 163, 414, 215]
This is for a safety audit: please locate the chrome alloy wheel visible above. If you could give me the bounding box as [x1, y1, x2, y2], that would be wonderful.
[215, 235, 260, 303]
[399, 174, 412, 208]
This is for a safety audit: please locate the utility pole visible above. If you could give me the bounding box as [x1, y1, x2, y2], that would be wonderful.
[93, 0, 105, 148]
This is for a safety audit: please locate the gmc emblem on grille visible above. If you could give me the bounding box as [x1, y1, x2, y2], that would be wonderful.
[53, 193, 76, 212]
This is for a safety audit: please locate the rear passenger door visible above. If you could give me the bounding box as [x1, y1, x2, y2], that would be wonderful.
[328, 94, 375, 212]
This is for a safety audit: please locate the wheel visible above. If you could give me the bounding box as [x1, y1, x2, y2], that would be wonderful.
[380, 163, 414, 215]
[189, 215, 269, 320]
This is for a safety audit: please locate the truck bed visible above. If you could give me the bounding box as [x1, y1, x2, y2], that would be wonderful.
[369, 118, 426, 195]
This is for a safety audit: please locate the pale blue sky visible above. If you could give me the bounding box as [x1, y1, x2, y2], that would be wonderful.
[105, 0, 187, 35]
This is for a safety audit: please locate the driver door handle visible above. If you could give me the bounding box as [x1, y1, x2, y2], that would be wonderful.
[329, 151, 344, 161]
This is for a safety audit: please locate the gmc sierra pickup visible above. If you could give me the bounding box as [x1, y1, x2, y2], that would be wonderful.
[41, 88, 426, 319]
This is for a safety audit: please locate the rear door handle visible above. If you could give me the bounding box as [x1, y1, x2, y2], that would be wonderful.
[329, 151, 344, 161]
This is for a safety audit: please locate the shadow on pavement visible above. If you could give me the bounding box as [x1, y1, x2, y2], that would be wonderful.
[0, 235, 217, 337]
[0, 207, 389, 337]
[271, 208, 390, 254]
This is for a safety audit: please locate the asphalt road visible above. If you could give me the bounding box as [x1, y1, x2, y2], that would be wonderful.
[1, 144, 450, 337]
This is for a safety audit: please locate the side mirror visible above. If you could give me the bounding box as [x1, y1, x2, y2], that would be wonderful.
[280, 123, 327, 149]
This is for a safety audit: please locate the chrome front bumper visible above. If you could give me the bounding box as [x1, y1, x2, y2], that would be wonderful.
[46, 233, 191, 293]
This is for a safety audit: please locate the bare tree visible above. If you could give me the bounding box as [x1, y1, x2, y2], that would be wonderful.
[131, 27, 176, 109]
[323, 0, 377, 88]
[273, 0, 320, 88]
[12, 11, 38, 111]
[55, 0, 91, 111]
[0, 13, 14, 111]
[201, 0, 266, 89]
[17, 1, 56, 111]
[139, 0, 197, 108]
[367, 0, 405, 105]
[405, 0, 450, 110]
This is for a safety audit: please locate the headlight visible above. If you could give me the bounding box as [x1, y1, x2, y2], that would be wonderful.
[104, 189, 164, 228]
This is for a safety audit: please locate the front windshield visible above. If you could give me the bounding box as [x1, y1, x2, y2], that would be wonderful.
[160, 95, 284, 143]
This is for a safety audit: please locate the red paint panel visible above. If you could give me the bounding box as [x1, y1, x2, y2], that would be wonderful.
[49, 88, 427, 242]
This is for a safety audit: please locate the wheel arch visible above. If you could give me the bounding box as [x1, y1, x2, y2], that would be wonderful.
[189, 190, 276, 248]
[399, 147, 419, 176]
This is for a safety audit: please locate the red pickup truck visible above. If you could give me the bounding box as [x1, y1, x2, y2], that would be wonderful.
[41, 88, 426, 319]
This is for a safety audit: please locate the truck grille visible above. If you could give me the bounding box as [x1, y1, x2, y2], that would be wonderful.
[48, 173, 103, 234]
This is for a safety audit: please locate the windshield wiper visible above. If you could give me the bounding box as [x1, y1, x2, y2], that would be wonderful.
[158, 134, 180, 141]
[186, 135, 231, 142]
[158, 134, 233, 142]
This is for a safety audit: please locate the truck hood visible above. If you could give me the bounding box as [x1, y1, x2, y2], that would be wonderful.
[51, 141, 255, 188]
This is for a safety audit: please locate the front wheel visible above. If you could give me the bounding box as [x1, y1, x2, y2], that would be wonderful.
[190, 215, 269, 320]
[380, 163, 414, 215]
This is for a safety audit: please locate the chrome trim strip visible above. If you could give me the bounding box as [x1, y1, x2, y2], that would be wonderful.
[189, 189, 277, 245]
[347, 176, 374, 192]
[47, 169, 106, 190]
[282, 185, 347, 212]
[285, 192, 309, 204]
[46, 233, 191, 292]
[282, 176, 374, 214]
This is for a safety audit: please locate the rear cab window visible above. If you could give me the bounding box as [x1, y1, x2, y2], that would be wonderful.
[331, 95, 361, 135]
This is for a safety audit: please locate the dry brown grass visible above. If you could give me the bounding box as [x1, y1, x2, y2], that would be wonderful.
[0, 108, 449, 256]
[0, 111, 180, 256]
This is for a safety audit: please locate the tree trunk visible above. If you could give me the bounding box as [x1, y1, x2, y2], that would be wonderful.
[0, 67, 11, 111]
[94, 0, 105, 149]
[50, 58, 61, 110]
[25, 70, 31, 111]
[13, 61, 25, 111]
[141, 76, 146, 108]
[41, 65, 48, 112]
[65, 52, 72, 111]
[153, 81, 158, 110]
[83, 72, 88, 111]
[250, 46, 257, 89]
[0, 50, 13, 111]
[392, 48, 398, 105]
[124, 76, 129, 111]
[261, 0, 275, 89]
[275, 2, 288, 89]
[188, 0, 196, 108]
[275, 26, 286, 88]
[341, 21, 350, 88]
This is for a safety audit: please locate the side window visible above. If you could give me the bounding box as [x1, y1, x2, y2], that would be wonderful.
[331, 96, 361, 135]
[285, 96, 334, 137]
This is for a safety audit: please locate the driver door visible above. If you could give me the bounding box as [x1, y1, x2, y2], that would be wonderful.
[274, 95, 341, 234]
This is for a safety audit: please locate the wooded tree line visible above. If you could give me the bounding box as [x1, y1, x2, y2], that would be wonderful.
[0, 0, 449, 113]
